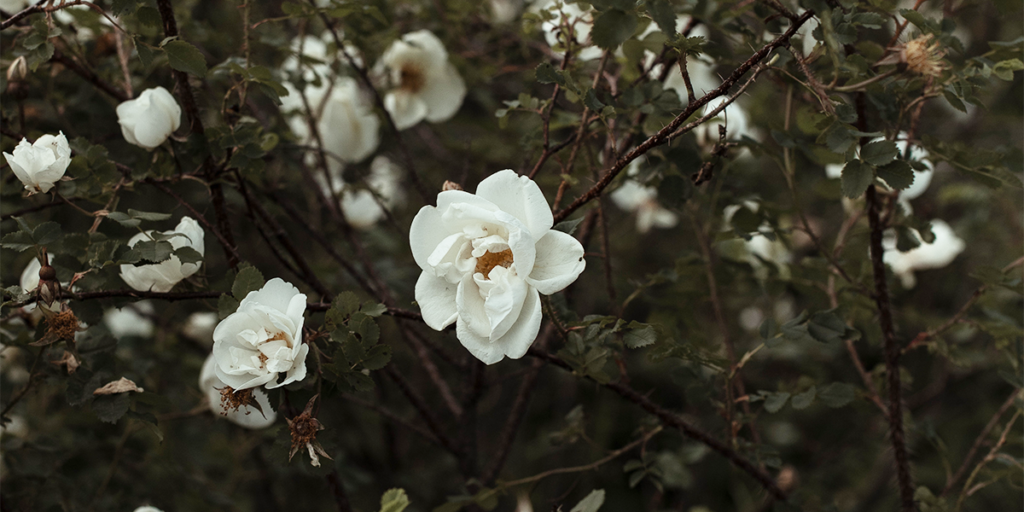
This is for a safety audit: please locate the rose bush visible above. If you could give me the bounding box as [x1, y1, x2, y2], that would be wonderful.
[119, 217, 205, 293]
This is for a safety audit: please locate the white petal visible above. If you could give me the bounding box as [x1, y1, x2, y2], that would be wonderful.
[415, 271, 458, 330]
[456, 315, 506, 364]
[526, 230, 586, 295]
[409, 205, 453, 271]
[475, 170, 554, 240]
[132, 113, 174, 149]
[482, 269, 528, 340]
[420, 62, 466, 123]
[492, 286, 542, 360]
[270, 343, 308, 389]
[456, 273, 491, 339]
[239, 278, 306, 321]
[384, 90, 428, 130]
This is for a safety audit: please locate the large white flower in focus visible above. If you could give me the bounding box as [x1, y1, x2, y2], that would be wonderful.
[212, 278, 308, 390]
[119, 217, 205, 293]
[378, 30, 466, 130]
[410, 170, 587, 364]
[116, 87, 182, 150]
[199, 353, 277, 429]
[3, 132, 72, 194]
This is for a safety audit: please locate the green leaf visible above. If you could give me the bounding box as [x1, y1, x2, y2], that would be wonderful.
[584, 88, 605, 111]
[570, 489, 606, 512]
[106, 211, 141, 227]
[591, 9, 637, 50]
[362, 344, 393, 371]
[992, 58, 1024, 81]
[1, 231, 35, 252]
[818, 382, 856, 408]
[32, 222, 62, 246]
[536, 62, 566, 86]
[232, 265, 265, 300]
[124, 240, 174, 264]
[361, 301, 387, 317]
[135, 39, 156, 67]
[646, 0, 676, 38]
[943, 89, 967, 113]
[127, 209, 173, 222]
[841, 160, 874, 198]
[861, 140, 899, 166]
[624, 322, 657, 349]
[764, 392, 790, 413]
[92, 393, 131, 424]
[173, 246, 204, 265]
[380, 488, 411, 512]
[111, 0, 139, 16]
[877, 160, 915, 191]
[218, 294, 240, 320]
[326, 291, 361, 329]
[791, 386, 816, 409]
[807, 310, 848, 344]
[163, 40, 208, 78]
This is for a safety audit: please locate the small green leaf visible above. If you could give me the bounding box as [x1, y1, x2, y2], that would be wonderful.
[569, 489, 606, 512]
[861, 140, 899, 166]
[877, 160, 915, 190]
[127, 209, 173, 222]
[764, 392, 790, 413]
[591, 9, 637, 50]
[646, 0, 676, 38]
[232, 265, 265, 301]
[993, 58, 1024, 81]
[218, 294, 240, 320]
[362, 344, 392, 371]
[163, 39, 208, 78]
[2, 231, 35, 252]
[624, 322, 657, 349]
[124, 240, 174, 264]
[379, 488, 411, 512]
[106, 211, 141, 227]
[92, 393, 132, 424]
[173, 246, 204, 265]
[841, 160, 874, 198]
[32, 222, 62, 246]
[818, 382, 856, 408]
[584, 88, 605, 112]
[326, 291, 361, 329]
[536, 62, 566, 86]
[791, 386, 816, 409]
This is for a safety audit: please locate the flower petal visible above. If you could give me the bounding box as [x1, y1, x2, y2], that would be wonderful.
[456, 273, 491, 339]
[482, 268, 527, 340]
[492, 286, 542, 360]
[475, 169, 553, 240]
[410, 205, 453, 271]
[415, 271, 459, 330]
[239, 278, 306, 320]
[270, 343, 308, 389]
[421, 62, 466, 123]
[456, 316, 506, 364]
[526, 230, 586, 295]
[384, 90, 428, 130]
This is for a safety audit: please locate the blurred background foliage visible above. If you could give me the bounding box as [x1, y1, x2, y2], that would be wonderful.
[1, 0, 1022, 511]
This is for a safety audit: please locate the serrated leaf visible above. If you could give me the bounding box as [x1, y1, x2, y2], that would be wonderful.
[326, 291, 361, 329]
[646, 0, 676, 38]
[861, 140, 899, 166]
[361, 301, 387, 317]
[32, 222, 62, 246]
[173, 246, 204, 265]
[124, 240, 174, 264]
[232, 266, 265, 300]
[592, 9, 637, 50]
[791, 386, 816, 409]
[841, 160, 874, 198]
[877, 160, 915, 190]
[624, 322, 657, 349]
[380, 488, 411, 512]
[106, 211, 141, 227]
[570, 489, 606, 512]
[343, 371, 375, 392]
[536, 61, 566, 86]
[818, 382, 856, 408]
[163, 39, 208, 78]
[764, 392, 790, 413]
[1, 231, 35, 252]
[92, 393, 131, 424]
[362, 344, 392, 371]
[218, 294, 240, 320]
[127, 209, 173, 222]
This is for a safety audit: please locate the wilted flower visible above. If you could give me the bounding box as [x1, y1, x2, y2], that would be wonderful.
[609, 160, 677, 233]
[532, 0, 602, 61]
[377, 30, 466, 130]
[116, 87, 182, 150]
[904, 34, 948, 77]
[410, 170, 587, 364]
[883, 219, 965, 288]
[287, 394, 332, 467]
[119, 217, 205, 293]
[3, 132, 71, 194]
[199, 354, 276, 429]
[103, 301, 155, 339]
[212, 278, 308, 390]
[318, 155, 404, 229]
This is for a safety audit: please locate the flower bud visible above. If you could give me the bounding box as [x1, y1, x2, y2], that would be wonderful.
[115, 86, 182, 150]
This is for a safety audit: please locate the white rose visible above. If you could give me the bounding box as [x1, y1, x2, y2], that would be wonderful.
[212, 278, 309, 390]
[883, 219, 965, 288]
[318, 77, 381, 164]
[104, 301, 155, 339]
[119, 217, 205, 293]
[410, 169, 587, 364]
[199, 353, 276, 429]
[116, 87, 182, 150]
[3, 132, 72, 194]
[378, 30, 466, 130]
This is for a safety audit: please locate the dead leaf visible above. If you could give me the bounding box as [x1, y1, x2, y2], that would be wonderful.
[50, 350, 80, 374]
[93, 377, 144, 395]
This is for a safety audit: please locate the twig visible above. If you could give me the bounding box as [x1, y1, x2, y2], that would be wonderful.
[51, 48, 128, 102]
[941, 389, 1021, 497]
[954, 410, 1021, 511]
[325, 470, 353, 512]
[339, 392, 441, 445]
[147, 179, 243, 266]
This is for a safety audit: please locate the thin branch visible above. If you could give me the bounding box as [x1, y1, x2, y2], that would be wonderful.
[941, 389, 1022, 497]
[51, 48, 128, 102]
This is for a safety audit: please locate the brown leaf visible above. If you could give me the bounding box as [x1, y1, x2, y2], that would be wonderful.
[92, 377, 144, 395]
[50, 350, 80, 374]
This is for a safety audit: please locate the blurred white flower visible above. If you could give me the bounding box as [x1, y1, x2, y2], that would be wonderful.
[318, 77, 381, 164]
[104, 301, 155, 339]
[609, 161, 677, 233]
[317, 155, 404, 229]
[824, 133, 933, 213]
[212, 278, 308, 390]
[19, 257, 41, 295]
[489, 0, 522, 24]
[883, 219, 965, 288]
[657, 21, 719, 101]
[532, 0, 603, 61]
[116, 87, 182, 150]
[0, 415, 28, 439]
[410, 170, 586, 364]
[199, 353, 276, 429]
[119, 217, 205, 293]
[721, 202, 791, 280]
[378, 30, 466, 130]
[132, 507, 164, 512]
[0, 0, 29, 12]
[3, 132, 71, 194]
[183, 311, 219, 344]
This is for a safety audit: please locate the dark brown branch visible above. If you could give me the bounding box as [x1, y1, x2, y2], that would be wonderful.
[527, 348, 787, 501]
[482, 350, 545, 484]
[339, 392, 441, 446]
[1, 198, 68, 221]
[325, 470, 353, 512]
[552, 10, 815, 224]
[940, 389, 1021, 497]
[51, 48, 128, 102]
[383, 366, 459, 455]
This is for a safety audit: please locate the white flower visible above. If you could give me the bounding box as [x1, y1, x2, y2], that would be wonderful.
[282, 79, 379, 168]
[20, 257, 41, 294]
[199, 353, 277, 429]
[104, 301, 155, 339]
[609, 160, 677, 233]
[488, 0, 522, 24]
[132, 507, 164, 512]
[0, 0, 29, 12]
[378, 30, 466, 130]
[410, 169, 587, 364]
[183, 311, 219, 344]
[119, 217, 205, 293]
[532, 0, 603, 61]
[883, 219, 965, 288]
[116, 87, 182, 150]
[212, 278, 308, 390]
[823, 133, 933, 213]
[318, 155, 404, 229]
[3, 132, 72, 194]
[721, 202, 791, 280]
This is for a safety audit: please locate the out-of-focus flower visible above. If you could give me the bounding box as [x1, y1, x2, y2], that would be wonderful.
[532, 0, 603, 61]
[104, 301, 155, 339]
[824, 134, 933, 213]
[0, 0, 29, 12]
[183, 311, 219, 344]
[609, 160, 677, 233]
[316, 77, 380, 164]
[658, 20, 719, 100]
[119, 217, 205, 293]
[377, 30, 466, 130]
[0, 415, 28, 439]
[199, 353, 276, 429]
[883, 219, 965, 288]
[489, 0, 522, 24]
[212, 278, 308, 390]
[318, 155, 404, 229]
[116, 87, 182, 150]
[132, 507, 165, 512]
[903, 34, 948, 78]
[410, 170, 586, 364]
[720, 202, 791, 280]
[3, 132, 71, 194]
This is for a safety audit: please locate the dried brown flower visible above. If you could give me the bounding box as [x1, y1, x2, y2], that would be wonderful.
[286, 394, 332, 467]
[217, 386, 266, 418]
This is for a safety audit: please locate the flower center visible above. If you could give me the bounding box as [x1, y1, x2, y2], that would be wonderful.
[399, 64, 426, 93]
[475, 248, 514, 278]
